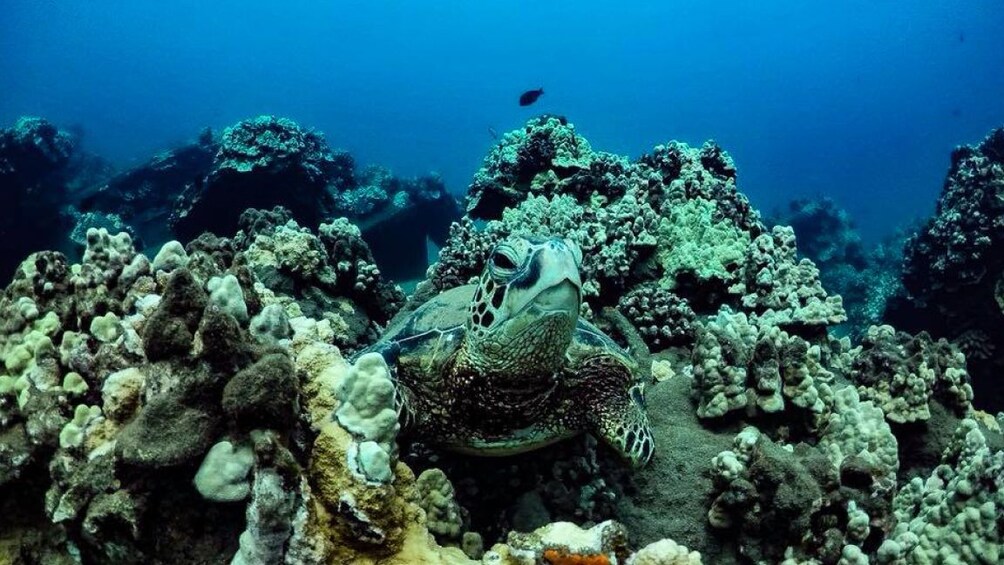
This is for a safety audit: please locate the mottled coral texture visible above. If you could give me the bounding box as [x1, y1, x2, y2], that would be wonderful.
[431, 117, 842, 345]
[892, 127, 1004, 409]
[1, 116, 999, 565]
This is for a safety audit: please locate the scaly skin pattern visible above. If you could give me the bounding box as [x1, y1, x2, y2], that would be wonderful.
[395, 336, 653, 467]
[379, 236, 654, 467]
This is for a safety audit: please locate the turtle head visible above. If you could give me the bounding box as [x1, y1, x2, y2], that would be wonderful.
[465, 236, 582, 375]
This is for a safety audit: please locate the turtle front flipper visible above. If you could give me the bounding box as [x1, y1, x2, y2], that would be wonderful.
[577, 356, 654, 468]
[392, 377, 417, 434]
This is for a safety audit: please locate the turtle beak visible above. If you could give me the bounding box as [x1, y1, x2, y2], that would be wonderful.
[549, 238, 582, 289]
[530, 240, 581, 314]
[533, 279, 580, 313]
[503, 238, 583, 318]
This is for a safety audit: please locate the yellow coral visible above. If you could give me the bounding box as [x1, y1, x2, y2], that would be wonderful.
[303, 421, 475, 564]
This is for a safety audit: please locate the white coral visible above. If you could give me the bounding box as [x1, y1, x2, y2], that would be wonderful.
[334, 352, 399, 484]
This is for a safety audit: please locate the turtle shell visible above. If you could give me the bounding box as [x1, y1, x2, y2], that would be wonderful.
[369, 283, 635, 378]
[376, 284, 475, 349]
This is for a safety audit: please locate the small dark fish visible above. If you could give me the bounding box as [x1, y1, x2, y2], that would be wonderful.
[519, 88, 544, 106]
[488, 127, 499, 140]
[959, 31, 965, 43]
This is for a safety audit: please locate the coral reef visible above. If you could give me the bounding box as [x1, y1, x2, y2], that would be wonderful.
[769, 197, 907, 338]
[769, 198, 865, 273]
[849, 325, 973, 425]
[0, 117, 76, 279]
[346, 169, 462, 282]
[234, 206, 405, 351]
[171, 115, 342, 241]
[429, 118, 842, 350]
[690, 306, 833, 422]
[165, 116, 460, 283]
[0, 223, 462, 564]
[1, 116, 1000, 565]
[0, 116, 74, 190]
[891, 127, 1004, 410]
[878, 419, 1002, 564]
[66, 116, 459, 284]
[75, 128, 218, 249]
[467, 115, 596, 218]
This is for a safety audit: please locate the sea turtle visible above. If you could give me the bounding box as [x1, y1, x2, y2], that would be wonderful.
[361, 235, 654, 467]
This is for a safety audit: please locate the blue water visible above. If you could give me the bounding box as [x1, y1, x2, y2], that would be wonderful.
[2, 1, 1003, 240]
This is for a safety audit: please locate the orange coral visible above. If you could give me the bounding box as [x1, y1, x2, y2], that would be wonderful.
[542, 548, 612, 565]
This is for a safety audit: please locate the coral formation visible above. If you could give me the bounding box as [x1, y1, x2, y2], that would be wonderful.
[769, 197, 907, 338]
[0, 117, 76, 278]
[0, 221, 470, 563]
[193, 440, 254, 502]
[75, 129, 218, 248]
[338, 166, 462, 281]
[335, 352, 400, 484]
[171, 115, 341, 241]
[234, 206, 405, 350]
[690, 307, 833, 422]
[0, 115, 1000, 565]
[707, 424, 892, 564]
[849, 325, 973, 424]
[891, 127, 1004, 409]
[416, 468, 465, 542]
[429, 118, 843, 351]
[878, 419, 1002, 564]
[63, 116, 459, 283]
[467, 116, 596, 218]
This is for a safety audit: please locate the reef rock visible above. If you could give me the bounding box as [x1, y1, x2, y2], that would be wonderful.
[0, 117, 76, 279]
[75, 128, 217, 248]
[891, 126, 1004, 410]
[171, 116, 342, 241]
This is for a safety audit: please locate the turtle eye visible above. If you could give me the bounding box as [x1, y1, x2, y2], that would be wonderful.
[492, 251, 517, 271]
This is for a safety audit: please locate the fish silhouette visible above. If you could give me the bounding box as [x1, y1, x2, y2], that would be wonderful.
[519, 88, 544, 106]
